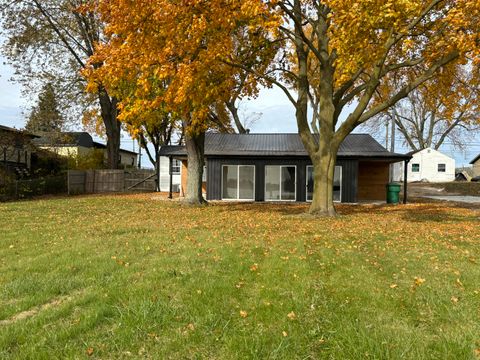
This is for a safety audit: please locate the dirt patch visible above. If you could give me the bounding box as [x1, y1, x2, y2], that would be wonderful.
[0, 290, 85, 326]
[409, 182, 480, 197]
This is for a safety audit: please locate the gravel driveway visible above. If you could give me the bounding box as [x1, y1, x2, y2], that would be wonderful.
[422, 195, 480, 204]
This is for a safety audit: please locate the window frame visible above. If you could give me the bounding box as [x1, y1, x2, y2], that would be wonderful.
[170, 159, 181, 175]
[306, 165, 342, 203]
[411, 163, 420, 173]
[264, 165, 297, 202]
[221, 165, 255, 201]
[437, 163, 446, 173]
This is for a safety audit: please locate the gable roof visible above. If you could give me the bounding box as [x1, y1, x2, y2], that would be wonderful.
[407, 147, 454, 160]
[160, 133, 410, 159]
[471, 154, 480, 165]
[33, 132, 138, 155]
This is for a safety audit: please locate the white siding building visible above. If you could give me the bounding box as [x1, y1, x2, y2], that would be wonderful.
[393, 148, 455, 183]
[158, 156, 182, 192]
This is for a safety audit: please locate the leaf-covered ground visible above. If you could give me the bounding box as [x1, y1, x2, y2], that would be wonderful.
[0, 194, 479, 359]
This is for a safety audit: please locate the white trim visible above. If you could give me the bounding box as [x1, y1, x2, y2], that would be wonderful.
[306, 165, 342, 203]
[170, 159, 181, 175]
[264, 165, 297, 202]
[221, 165, 255, 201]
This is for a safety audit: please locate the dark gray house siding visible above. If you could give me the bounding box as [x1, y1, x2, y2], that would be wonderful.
[160, 133, 411, 204]
[206, 156, 359, 203]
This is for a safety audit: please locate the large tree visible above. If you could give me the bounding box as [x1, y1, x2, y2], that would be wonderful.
[85, 1, 276, 204]
[366, 67, 480, 151]
[0, 0, 122, 168]
[227, 0, 479, 215]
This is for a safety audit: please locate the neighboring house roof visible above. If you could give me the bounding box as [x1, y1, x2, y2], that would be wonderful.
[470, 154, 480, 165]
[90, 141, 139, 155]
[160, 133, 410, 160]
[407, 147, 454, 160]
[33, 131, 138, 155]
[0, 124, 39, 138]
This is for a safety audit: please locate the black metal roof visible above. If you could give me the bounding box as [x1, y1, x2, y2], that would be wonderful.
[159, 133, 410, 160]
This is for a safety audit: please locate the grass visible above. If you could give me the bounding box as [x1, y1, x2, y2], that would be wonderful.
[0, 194, 479, 359]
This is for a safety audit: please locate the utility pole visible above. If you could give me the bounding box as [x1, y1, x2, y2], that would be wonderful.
[385, 120, 389, 149]
[138, 142, 142, 169]
[391, 110, 396, 153]
[390, 109, 397, 182]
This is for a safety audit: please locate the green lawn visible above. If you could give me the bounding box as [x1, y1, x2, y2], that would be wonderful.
[1, 195, 479, 359]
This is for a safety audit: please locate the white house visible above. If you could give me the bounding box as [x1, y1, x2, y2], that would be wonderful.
[158, 156, 182, 192]
[393, 148, 455, 183]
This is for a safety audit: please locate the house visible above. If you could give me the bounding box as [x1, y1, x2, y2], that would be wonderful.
[33, 132, 138, 168]
[393, 148, 455, 183]
[0, 124, 38, 177]
[159, 133, 411, 203]
[470, 154, 480, 177]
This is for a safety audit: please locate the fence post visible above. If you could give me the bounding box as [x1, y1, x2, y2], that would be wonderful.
[15, 180, 18, 200]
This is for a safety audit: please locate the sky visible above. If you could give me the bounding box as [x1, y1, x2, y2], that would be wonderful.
[1, 54, 479, 168]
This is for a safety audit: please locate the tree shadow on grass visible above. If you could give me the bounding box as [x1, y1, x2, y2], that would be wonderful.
[210, 199, 479, 223]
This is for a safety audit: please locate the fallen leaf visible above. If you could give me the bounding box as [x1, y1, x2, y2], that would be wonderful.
[86, 347, 94, 356]
[414, 277, 426, 286]
[287, 311, 296, 320]
[239, 310, 248, 318]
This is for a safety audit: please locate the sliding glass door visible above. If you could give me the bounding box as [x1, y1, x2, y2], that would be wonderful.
[222, 165, 255, 200]
[306, 166, 342, 202]
[265, 166, 296, 201]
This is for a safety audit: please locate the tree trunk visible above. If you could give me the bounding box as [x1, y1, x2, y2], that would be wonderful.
[184, 130, 206, 205]
[98, 89, 121, 169]
[309, 142, 338, 216]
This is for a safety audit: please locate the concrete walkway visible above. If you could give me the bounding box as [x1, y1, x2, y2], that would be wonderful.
[423, 195, 480, 204]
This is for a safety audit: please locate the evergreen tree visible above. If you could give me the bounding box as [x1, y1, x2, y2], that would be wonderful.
[25, 83, 64, 133]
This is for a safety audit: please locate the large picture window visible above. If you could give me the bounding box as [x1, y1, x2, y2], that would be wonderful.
[222, 165, 255, 200]
[306, 166, 342, 202]
[265, 166, 296, 201]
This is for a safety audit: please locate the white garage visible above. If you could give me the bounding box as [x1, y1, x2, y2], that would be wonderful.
[393, 148, 455, 183]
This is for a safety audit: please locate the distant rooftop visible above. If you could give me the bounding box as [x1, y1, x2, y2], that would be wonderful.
[33, 131, 138, 155]
[0, 124, 39, 138]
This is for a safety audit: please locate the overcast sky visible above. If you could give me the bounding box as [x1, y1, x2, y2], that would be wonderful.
[1, 54, 479, 168]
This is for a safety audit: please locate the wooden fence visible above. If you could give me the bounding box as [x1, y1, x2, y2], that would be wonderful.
[68, 169, 156, 195]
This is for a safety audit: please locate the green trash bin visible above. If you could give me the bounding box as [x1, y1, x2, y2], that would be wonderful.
[386, 182, 401, 204]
